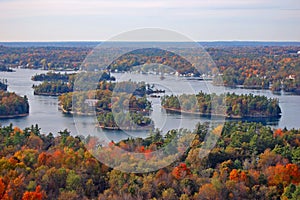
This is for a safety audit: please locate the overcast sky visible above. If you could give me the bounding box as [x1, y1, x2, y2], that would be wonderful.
[0, 0, 299, 41]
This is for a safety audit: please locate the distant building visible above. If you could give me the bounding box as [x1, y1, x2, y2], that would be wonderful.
[287, 75, 296, 80]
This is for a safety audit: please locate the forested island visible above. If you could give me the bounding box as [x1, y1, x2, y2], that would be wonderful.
[32, 71, 115, 96]
[59, 81, 154, 130]
[0, 122, 299, 199]
[161, 92, 281, 118]
[0, 91, 29, 118]
[31, 71, 72, 82]
[33, 82, 72, 96]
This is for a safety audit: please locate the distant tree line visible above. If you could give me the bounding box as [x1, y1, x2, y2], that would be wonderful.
[1, 45, 299, 92]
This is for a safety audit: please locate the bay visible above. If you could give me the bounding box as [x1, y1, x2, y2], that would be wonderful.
[0, 69, 299, 142]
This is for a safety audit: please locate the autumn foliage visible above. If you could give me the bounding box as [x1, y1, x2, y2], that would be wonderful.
[0, 122, 299, 199]
[22, 186, 44, 200]
[266, 164, 300, 186]
[172, 163, 191, 180]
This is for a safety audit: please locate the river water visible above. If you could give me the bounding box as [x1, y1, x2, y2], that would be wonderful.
[0, 69, 299, 142]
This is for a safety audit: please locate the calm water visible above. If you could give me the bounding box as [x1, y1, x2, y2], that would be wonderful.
[0, 69, 299, 142]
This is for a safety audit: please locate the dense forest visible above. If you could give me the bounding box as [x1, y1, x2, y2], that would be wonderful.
[0, 91, 29, 118]
[0, 122, 299, 199]
[1, 43, 299, 199]
[0, 45, 89, 70]
[107, 48, 198, 76]
[1, 45, 299, 93]
[59, 81, 154, 130]
[161, 92, 281, 118]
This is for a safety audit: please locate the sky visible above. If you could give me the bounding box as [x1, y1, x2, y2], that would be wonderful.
[0, 0, 299, 41]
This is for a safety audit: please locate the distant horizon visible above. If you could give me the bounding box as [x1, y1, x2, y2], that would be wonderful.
[1, 40, 300, 48]
[1, 40, 300, 43]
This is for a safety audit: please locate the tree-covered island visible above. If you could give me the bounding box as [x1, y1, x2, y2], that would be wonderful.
[32, 72, 115, 96]
[161, 92, 281, 119]
[0, 91, 29, 118]
[59, 81, 154, 130]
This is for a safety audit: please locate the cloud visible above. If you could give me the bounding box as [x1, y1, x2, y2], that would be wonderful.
[0, 0, 299, 41]
[0, 0, 165, 18]
[1, 0, 298, 19]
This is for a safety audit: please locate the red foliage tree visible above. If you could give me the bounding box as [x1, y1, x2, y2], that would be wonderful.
[22, 185, 44, 200]
[172, 163, 190, 180]
[0, 178, 5, 199]
[267, 163, 300, 186]
[273, 128, 283, 138]
[229, 169, 239, 181]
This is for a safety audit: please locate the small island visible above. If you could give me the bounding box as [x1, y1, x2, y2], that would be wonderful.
[33, 81, 72, 96]
[59, 81, 154, 131]
[161, 92, 281, 119]
[0, 91, 29, 118]
[32, 71, 116, 96]
[31, 71, 72, 82]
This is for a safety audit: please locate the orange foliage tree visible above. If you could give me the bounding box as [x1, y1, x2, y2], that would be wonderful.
[22, 186, 44, 200]
[172, 163, 191, 180]
[267, 163, 300, 187]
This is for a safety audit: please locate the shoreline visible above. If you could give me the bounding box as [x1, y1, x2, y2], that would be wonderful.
[34, 92, 64, 97]
[59, 105, 95, 116]
[97, 124, 154, 131]
[0, 113, 29, 119]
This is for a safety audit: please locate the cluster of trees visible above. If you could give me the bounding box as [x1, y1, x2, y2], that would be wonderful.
[33, 82, 72, 96]
[32, 72, 115, 96]
[97, 112, 153, 130]
[161, 92, 281, 118]
[32, 72, 75, 96]
[0, 91, 29, 117]
[31, 72, 72, 82]
[85, 46, 300, 93]
[0, 124, 108, 200]
[107, 48, 199, 76]
[0, 122, 299, 199]
[32, 71, 115, 83]
[0, 45, 90, 70]
[96, 91, 153, 130]
[209, 46, 300, 93]
[59, 81, 153, 130]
